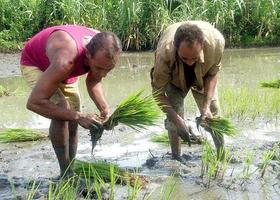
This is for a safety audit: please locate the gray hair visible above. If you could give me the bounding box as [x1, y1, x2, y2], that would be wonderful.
[86, 32, 122, 59]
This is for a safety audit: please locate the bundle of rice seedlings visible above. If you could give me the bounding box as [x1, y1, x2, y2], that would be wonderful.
[204, 117, 238, 137]
[0, 128, 48, 142]
[73, 160, 149, 187]
[74, 159, 122, 181]
[150, 132, 188, 144]
[103, 89, 162, 130]
[260, 79, 280, 88]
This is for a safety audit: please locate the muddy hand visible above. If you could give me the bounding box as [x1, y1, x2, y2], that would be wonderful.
[89, 121, 104, 154]
[196, 116, 208, 130]
[103, 116, 118, 130]
[177, 126, 191, 147]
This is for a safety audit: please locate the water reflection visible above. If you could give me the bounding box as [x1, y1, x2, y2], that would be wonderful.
[0, 48, 280, 128]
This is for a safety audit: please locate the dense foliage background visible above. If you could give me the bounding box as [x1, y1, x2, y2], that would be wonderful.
[0, 0, 280, 52]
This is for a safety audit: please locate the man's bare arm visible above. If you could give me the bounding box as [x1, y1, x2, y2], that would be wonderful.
[201, 73, 218, 118]
[26, 31, 78, 119]
[86, 72, 110, 119]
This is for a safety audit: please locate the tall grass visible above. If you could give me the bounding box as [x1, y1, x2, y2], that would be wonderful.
[1, 0, 280, 52]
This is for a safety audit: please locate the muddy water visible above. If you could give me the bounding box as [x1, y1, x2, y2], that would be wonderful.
[0, 48, 280, 199]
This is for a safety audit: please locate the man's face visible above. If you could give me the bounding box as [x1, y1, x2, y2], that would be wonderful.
[177, 41, 202, 66]
[87, 50, 120, 80]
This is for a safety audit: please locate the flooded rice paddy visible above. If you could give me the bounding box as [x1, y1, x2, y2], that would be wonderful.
[0, 48, 279, 199]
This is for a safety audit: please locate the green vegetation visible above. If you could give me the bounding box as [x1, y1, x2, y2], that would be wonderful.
[1, 0, 280, 52]
[104, 89, 162, 130]
[73, 159, 124, 182]
[0, 84, 27, 97]
[204, 117, 238, 137]
[260, 79, 280, 88]
[200, 140, 231, 187]
[219, 86, 280, 120]
[150, 131, 188, 144]
[258, 149, 275, 178]
[0, 85, 10, 96]
[0, 128, 47, 142]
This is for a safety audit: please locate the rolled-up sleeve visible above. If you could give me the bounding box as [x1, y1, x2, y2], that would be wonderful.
[151, 52, 171, 95]
[207, 36, 225, 76]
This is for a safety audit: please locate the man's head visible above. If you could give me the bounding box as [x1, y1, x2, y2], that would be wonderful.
[174, 24, 204, 66]
[86, 32, 122, 79]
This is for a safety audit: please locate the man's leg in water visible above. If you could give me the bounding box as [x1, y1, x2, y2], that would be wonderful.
[59, 82, 81, 173]
[165, 84, 188, 161]
[49, 96, 72, 177]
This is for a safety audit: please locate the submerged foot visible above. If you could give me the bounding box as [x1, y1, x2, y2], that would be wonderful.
[172, 155, 188, 165]
[190, 134, 203, 145]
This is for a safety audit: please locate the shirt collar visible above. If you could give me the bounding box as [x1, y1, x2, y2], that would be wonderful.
[198, 50, 204, 64]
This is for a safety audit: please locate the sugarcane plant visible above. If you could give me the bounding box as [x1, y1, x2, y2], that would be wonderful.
[260, 79, 280, 88]
[0, 128, 48, 143]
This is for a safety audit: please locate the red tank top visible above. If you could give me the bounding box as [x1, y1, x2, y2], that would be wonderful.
[20, 25, 98, 84]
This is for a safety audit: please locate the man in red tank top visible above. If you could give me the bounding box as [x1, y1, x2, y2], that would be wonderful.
[20, 25, 122, 179]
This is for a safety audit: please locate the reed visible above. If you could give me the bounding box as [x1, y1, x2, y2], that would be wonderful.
[1, 0, 280, 52]
[0, 128, 47, 143]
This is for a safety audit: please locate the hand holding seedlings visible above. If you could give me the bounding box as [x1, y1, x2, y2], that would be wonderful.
[176, 117, 192, 146]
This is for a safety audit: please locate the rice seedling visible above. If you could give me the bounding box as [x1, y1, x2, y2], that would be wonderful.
[200, 140, 231, 187]
[159, 176, 177, 200]
[150, 131, 188, 144]
[203, 117, 238, 137]
[103, 89, 162, 130]
[47, 176, 82, 200]
[0, 128, 48, 143]
[126, 173, 143, 200]
[8, 178, 17, 199]
[73, 159, 122, 182]
[26, 180, 41, 200]
[73, 159, 148, 188]
[258, 148, 276, 178]
[0, 85, 10, 97]
[109, 164, 117, 199]
[150, 132, 170, 144]
[260, 79, 280, 88]
[239, 150, 257, 186]
[89, 89, 162, 152]
[220, 86, 280, 120]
